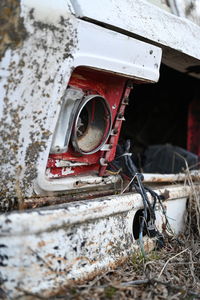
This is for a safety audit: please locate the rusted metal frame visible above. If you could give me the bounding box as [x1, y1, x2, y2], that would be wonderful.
[23, 189, 120, 209]
[143, 170, 200, 183]
[23, 170, 200, 209]
[99, 81, 133, 176]
[1, 185, 189, 236]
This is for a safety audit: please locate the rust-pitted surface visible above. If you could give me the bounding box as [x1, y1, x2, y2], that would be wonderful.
[0, 185, 187, 298]
[0, 0, 163, 210]
[143, 171, 200, 183]
[73, 0, 200, 79]
[0, 0, 78, 210]
[0, 0, 27, 61]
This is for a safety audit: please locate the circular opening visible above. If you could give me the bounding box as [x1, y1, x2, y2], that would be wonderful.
[76, 106, 89, 138]
[132, 209, 151, 240]
[72, 95, 112, 155]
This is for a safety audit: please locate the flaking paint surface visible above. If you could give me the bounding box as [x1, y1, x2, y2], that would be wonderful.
[0, 186, 187, 298]
[0, 0, 78, 210]
[0, 0, 27, 61]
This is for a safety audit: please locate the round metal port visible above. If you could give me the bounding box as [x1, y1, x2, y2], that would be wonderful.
[71, 95, 112, 155]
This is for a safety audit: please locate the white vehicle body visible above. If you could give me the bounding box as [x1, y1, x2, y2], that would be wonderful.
[0, 0, 200, 298]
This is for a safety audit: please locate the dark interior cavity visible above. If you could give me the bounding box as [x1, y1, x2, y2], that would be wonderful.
[120, 64, 199, 173]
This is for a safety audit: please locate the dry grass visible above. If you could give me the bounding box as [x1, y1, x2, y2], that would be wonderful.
[50, 173, 200, 300]
[53, 235, 200, 300]
[18, 169, 200, 300]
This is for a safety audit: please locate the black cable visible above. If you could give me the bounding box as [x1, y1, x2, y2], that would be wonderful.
[108, 139, 166, 254]
[123, 140, 158, 246]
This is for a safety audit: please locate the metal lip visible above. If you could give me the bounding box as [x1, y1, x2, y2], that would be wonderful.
[71, 94, 112, 155]
[50, 88, 84, 154]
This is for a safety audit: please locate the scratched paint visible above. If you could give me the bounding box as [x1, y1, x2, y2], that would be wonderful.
[0, 1, 199, 298]
[73, 0, 200, 78]
[0, 0, 78, 210]
[0, 184, 188, 298]
[0, 0, 28, 61]
[0, 0, 162, 210]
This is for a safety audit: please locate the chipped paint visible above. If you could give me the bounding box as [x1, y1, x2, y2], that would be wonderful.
[55, 160, 88, 167]
[0, 0, 161, 209]
[61, 167, 74, 176]
[0, 1, 199, 298]
[0, 0, 27, 61]
[143, 170, 200, 183]
[72, 0, 200, 78]
[0, 0, 78, 210]
[0, 184, 188, 298]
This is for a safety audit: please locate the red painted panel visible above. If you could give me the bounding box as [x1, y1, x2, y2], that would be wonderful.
[47, 67, 130, 177]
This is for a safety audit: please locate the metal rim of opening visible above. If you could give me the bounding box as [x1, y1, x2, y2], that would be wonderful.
[71, 95, 112, 155]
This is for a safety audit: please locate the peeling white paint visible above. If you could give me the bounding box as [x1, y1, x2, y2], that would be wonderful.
[55, 160, 88, 167]
[0, 0, 161, 204]
[72, 0, 200, 78]
[0, 1, 199, 297]
[0, 184, 188, 298]
[61, 167, 75, 176]
[143, 170, 200, 183]
[21, 0, 75, 25]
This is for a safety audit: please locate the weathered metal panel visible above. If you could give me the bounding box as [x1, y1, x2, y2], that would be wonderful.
[0, 185, 188, 298]
[72, 0, 200, 77]
[174, 0, 200, 25]
[0, 0, 161, 206]
[0, 2, 198, 298]
[147, 0, 200, 24]
[0, 0, 79, 208]
[143, 170, 200, 183]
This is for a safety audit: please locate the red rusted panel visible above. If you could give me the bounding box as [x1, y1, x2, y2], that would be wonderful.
[48, 164, 100, 178]
[47, 148, 100, 166]
[47, 67, 128, 177]
[99, 82, 133, 176]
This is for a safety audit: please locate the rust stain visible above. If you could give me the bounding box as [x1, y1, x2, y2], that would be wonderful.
[0, 11, 78, 210]
[45, 254, 67, 262]
[0, 0, 27, 61]
[86, 241, 95, 246]
[73, 181, 90, 188]
[42, 257, 128, 298]
[37, 241, 46, 247]
[74, 256, 93, 264]
[151, 177, 168, 182]
[143, 238, 155, 253]
[45, 269, 71, 276]
[23, 189, 116, 210]
[160, 189, 170, 200]
[106, 241, 114, 247]
[45, 253, 56, 259]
